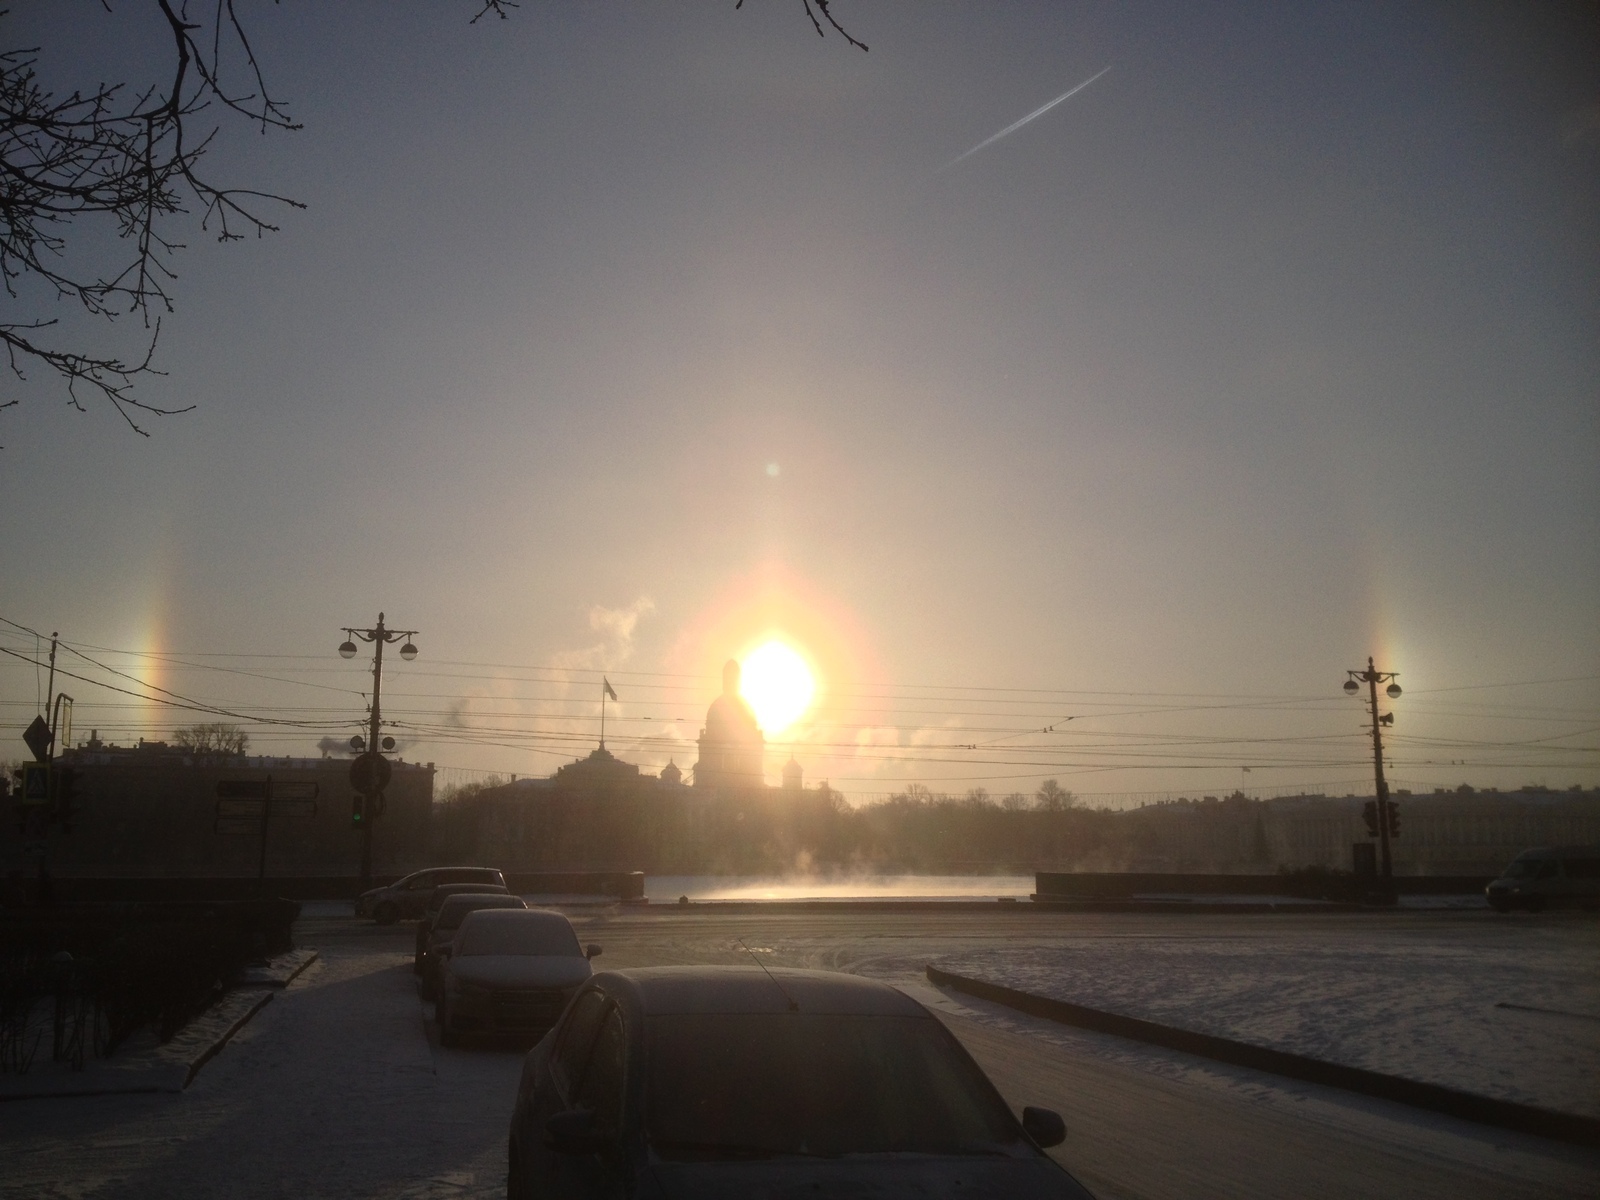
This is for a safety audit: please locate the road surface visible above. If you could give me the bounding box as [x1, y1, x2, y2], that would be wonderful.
[1, 907, 1594, 1199]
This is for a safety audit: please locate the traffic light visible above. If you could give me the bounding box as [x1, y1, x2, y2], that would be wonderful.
[1362, 800, 1379, 837]
[351, 795, 366, 828]
[1386, 801, 1401, 839]
[53, 766, 77, 833]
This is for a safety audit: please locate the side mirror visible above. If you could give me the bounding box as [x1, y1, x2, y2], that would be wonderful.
[546, 1109, 607, 1155]
[1022, 1106, 1066, 1148]
[586, 944, 602, 960]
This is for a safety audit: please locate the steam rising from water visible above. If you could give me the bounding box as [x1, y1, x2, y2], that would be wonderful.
[646, 874, 1034, 902]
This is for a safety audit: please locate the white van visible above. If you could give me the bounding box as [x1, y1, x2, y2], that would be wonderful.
[1485, 846, 1600, 912]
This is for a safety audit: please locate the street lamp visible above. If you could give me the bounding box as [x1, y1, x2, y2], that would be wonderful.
[339, 612, 419, 888]
[1344, 656, 1402, 891]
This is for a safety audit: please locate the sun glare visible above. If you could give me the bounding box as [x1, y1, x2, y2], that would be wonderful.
[739, 640, 815, 735]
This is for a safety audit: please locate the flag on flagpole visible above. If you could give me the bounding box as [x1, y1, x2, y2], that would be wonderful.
[603, 678, 618, 702]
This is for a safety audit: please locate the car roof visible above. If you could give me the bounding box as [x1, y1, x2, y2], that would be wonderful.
[436, 893, 524, 915]
[456, 907, 574, 930]
[593, 966, 929, 1017]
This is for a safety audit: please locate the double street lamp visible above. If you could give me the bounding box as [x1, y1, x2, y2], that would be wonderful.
[1344, 657, 1402, 887]
[340, 612, 418, 888]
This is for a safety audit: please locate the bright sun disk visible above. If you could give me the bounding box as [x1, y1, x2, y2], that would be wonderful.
[739, 641, 814, 735]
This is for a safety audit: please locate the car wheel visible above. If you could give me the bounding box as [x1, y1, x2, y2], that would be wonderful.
[374, 901, 399, 925]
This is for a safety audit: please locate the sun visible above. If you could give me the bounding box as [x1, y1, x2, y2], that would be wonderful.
[739, 640, 815, 735]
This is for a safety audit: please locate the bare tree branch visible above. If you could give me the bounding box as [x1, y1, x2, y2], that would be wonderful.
[0, 1, 301, 434]
[737, 0, 868, 52]
[1, 1, 865, 439]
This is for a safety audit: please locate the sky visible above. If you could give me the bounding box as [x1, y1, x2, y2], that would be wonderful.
[2, 1, 1596, 804]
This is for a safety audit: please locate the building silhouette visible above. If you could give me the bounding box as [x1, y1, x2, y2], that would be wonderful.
[692, 659, 765, 790]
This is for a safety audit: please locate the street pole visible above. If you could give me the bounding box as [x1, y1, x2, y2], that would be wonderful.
[1365, 662, 1393, 883]
[340, 613, 418, 891]
[363, 618, 387, 888]
[1345, 657, 1402, 892]
[44, 632, 58, 754]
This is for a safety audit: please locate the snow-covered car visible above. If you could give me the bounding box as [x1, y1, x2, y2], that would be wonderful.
[438, 909, 599, 1047]
[421, 892, 528, 992]
[1486, 845, 1600, 912]
[507, 966, 1092, 1200]
[413, 883, 513, 973]
[355, 865, 506, 924]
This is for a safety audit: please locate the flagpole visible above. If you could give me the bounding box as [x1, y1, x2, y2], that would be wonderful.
[600, 679, 606, 750]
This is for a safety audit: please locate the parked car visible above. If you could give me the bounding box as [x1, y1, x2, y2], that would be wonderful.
[437, 909, 599, 1047]
[356, 866, 506, 924]
[422, 892, 528, 990]
[507, 966, 1093, 1200]
[1486, 845, 1600, 912]
[414, 883, 514, 973]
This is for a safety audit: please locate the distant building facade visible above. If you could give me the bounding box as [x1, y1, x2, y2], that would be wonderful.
[3, 739, 434, 878]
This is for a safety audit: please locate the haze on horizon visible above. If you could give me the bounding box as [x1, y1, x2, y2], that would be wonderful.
[2, 2, 1596, 804]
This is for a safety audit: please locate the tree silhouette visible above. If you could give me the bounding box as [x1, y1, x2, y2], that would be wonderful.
[0, 2, 862, 436]
[172, 721, 249, 755]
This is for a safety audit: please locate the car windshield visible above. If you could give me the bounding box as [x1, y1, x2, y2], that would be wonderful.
[436, 897, 523, 930]
[645, 1013, 1023, 1160]
[1502, 859, 1543, 879]
[456, 915, 581, 957]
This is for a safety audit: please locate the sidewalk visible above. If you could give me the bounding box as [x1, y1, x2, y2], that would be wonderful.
[0, 949, 316, 1100]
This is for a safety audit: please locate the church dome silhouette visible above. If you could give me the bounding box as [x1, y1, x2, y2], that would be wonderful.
[693, 659, 765, 790]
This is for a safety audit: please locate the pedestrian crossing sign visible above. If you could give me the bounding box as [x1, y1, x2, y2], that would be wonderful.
[21, 762, 50, 805]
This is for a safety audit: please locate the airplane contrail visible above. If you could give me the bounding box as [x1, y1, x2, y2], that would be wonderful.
[943, 66, 1111, 171]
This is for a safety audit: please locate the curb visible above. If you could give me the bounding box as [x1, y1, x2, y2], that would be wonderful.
[0, 948, 312, 1101]
[182, 990, 273, 1087]
[925, 965, 1600, 1149]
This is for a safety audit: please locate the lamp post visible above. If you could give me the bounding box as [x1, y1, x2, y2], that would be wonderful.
[340, 613, 418, 888]
[1344, 657, 1402, 889]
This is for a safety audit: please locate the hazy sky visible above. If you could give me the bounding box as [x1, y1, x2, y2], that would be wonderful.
[2, 2, 1596, 802]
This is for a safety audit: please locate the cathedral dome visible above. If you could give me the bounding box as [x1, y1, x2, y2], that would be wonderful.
[693, 658, 765, 790]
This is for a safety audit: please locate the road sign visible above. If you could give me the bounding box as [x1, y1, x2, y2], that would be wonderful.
[23, 715, 51, 762]
[349, 752, 392, 795]
[216, 779, 270, 799]
[21, 762, 49, 805]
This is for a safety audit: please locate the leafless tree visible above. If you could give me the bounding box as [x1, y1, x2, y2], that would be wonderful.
[173, 720, 249, 755]
[0, 1, 861, 437]
[1035, 778, 1075, 811]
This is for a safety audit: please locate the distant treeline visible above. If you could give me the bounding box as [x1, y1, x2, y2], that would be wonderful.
[431, 779, 1280, 874]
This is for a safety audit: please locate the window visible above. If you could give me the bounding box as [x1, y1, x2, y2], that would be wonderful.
[554, 990, 608, 1096]
[645, 1014, 1023, 1159]
[575, 1008, 626, 1135]
[456, 914, 582, 957]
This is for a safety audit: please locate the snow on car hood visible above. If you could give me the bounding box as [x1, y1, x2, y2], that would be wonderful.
[649, 1157, 1090, 1200]
[447, 954, 591, 989]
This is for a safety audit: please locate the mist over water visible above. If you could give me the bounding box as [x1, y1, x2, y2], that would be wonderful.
[646, 874, 1035, 902]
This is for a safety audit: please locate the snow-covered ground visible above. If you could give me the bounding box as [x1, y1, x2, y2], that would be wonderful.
[930, 918, 1600, 1118]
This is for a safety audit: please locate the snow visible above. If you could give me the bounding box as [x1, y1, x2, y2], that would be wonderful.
[928, 918, 1600, 1118]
